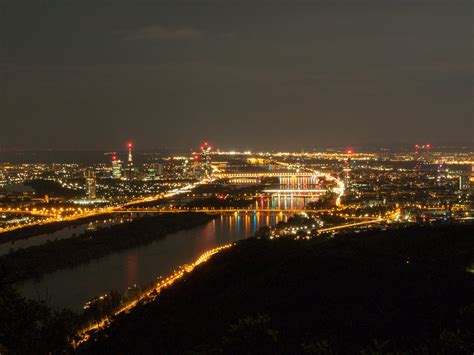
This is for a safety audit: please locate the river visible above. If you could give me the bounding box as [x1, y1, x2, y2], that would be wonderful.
[17, 212, 288, 311]
[0, 217, 133, 256]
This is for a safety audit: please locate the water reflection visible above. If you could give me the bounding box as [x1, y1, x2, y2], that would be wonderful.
[0, 218, 133, 256]
[18, 212, 288, 310]
[258, 192, 321, 211]
[126, 254, 138, 287]
[14, 178, 319, 310]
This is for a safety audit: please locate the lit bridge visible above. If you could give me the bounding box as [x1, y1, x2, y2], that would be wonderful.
[109, 207, 333, 214]
[214, 172, 318, 179]
[107, 208, 385, 221]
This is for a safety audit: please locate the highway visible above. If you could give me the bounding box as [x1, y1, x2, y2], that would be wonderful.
[0, 179, 209, 234]
[317, 218, 386, 234]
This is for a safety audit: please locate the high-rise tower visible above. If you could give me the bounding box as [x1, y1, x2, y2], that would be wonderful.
[84, 170, 97, 199]
[112, 154, 122, 179]
[343, 149, 352, 190]
[200, 142, 212, 178]
[126, 142, 134, 180]
[128, 142, 133, 165]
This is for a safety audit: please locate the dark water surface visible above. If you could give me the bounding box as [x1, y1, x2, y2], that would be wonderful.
[17, 212, 288, 310]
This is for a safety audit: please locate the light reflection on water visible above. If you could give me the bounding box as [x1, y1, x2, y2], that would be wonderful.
[17, 212, 288, 311]
[258, 192, 320, 210]
[16, 180, 320, 310]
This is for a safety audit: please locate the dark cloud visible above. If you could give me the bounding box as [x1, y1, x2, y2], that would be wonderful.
[124, 25, 203, 41]
[0, 0, 472, 150]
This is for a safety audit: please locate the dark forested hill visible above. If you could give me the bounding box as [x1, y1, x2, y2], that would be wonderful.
[81, 223, 474, 354]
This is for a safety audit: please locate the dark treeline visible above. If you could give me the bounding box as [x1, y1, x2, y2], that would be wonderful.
[306, 191, 338, 209]
[25, 179, 80, 198]
[81, 223, 474, 354]
[0, 270, 79, 354]
[0, 213, 215, 284]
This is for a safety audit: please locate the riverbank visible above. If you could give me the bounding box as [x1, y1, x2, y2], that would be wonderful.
[79, 223, 474, 354]
[1, 213, 215, 284]
[75, 243, 234, 347]
[0, 212, 123, 244]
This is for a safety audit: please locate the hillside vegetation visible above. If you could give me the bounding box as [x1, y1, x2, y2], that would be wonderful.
[81, 223, 474, 354]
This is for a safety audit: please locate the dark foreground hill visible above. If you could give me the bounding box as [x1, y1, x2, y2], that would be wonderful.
[81, 223, 474, 354]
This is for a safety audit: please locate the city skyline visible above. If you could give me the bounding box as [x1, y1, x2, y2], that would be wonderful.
[1, 1, 473, 353]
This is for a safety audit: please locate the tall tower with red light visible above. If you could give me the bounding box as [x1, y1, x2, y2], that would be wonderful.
[343, 148, 353, 190]
[125, 142, 134, 180]
[127, 142, 133, 165]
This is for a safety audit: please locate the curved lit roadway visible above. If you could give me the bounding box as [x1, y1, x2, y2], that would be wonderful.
[74, 244, 234, 347]
[0, 179, 207, 234]
[74, 216, 388, 346]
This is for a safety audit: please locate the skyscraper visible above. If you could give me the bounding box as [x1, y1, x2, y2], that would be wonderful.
[128, 142, 133, 165]
[200, 142, 212, 178]
[126, 142, 134, 180]
[112, 155, 122, 179]
[459, 175, 470, 191]
[84, 170, 97, 199]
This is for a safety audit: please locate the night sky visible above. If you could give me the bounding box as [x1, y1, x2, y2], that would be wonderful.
[0, 0, 472, 151]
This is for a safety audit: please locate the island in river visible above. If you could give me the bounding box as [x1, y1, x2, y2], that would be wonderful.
[1, 213, 215, 284]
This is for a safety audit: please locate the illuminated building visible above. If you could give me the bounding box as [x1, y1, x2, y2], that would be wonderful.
[200, 142, 212, 178]
[182, 159, 192, 178]
[155, 163, 163, 176]
[145, 164, 163, 180]
[84, 170, 97, 199]
[112, 155, 122, 179]
[459, 175, 470, 191]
